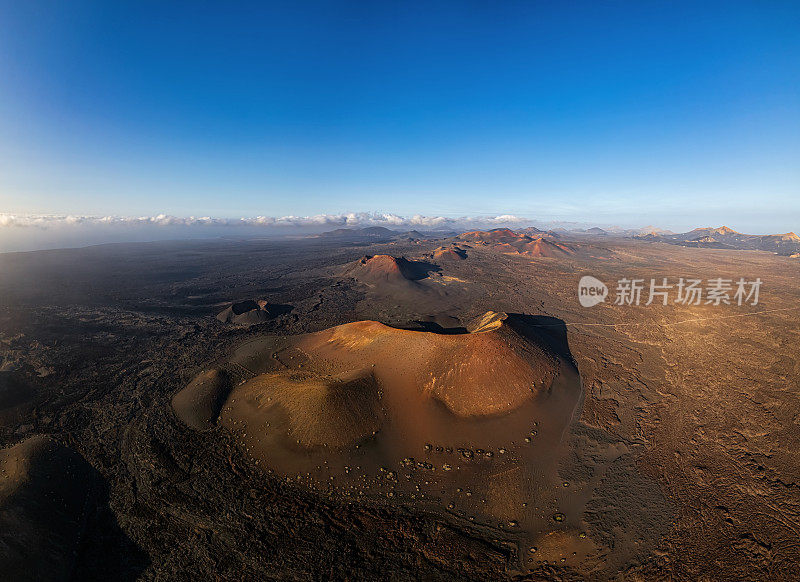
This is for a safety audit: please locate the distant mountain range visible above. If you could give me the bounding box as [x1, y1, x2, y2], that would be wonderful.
[310, 226, 455, 242]
[316, 226, 399, 240]
[634, 226, 800, 256]
[309, 225, 800, 257]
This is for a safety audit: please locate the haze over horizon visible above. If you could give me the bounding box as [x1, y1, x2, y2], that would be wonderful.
[0, 210, 795, 254]
[1, 1, 798, 247]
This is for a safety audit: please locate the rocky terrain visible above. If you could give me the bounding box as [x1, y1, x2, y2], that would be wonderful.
[1, 231, 799, 580]
[635, 226, 800, 256]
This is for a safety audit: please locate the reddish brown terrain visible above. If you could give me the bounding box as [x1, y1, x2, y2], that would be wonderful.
[432, 245, 468, 260]
[458, 228, 575, 257]
[345, 254, 428, 284]
[1, 229, 799, 580]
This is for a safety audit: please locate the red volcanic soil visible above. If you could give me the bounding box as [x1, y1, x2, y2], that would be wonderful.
[458, 228, 520, 244]
[175, 311, 560, 431]
[458, 229, 574, 257]
[346, 254, 432, 284]
[359, 254, 407, 279]
[290, 310, 556, 417]
[174, 311, 582, 567]
[432, 245, 467, 260]
[505, 237, 573, 258]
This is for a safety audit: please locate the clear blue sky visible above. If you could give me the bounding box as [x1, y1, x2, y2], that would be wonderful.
[1, 1, 798, 232]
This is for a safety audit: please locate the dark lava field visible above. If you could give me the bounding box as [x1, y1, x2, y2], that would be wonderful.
[1, 231, 799, 581]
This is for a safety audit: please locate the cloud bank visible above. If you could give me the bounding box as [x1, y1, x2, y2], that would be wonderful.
[0, 212, 528, 230]
[0, 212, 534, 252]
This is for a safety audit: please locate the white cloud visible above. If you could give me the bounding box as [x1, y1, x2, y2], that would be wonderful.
[0, 212, 529, 230]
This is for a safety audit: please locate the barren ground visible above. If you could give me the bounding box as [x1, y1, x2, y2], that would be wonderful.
[1, 235, 798, 580]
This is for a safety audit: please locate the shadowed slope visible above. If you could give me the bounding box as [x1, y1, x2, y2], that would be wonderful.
[177, 311, 559, 430]
[294, 311, 555, 417]
[222, 369, 383, 449]
[172, 369, 231, 430]
[432, 245, 468, 260]
[345, 254, 436, 285]
[497, 237, 573, 257]
[457, 229, 574, 257]
[175, 311, 583, 570]
[0, 372, 36, 429]
[0, 436, 94, 582]
[216, 300, 291, 325]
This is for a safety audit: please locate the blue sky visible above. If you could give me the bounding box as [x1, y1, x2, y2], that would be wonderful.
[0, 1, 798, 234]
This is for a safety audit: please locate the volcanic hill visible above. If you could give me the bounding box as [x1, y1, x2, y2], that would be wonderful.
[637, 225, 800, 255]
[432, 245, 468, 260]
[457, 229, 574, 257]
[345, 254, 437, 285]
[0, 436, 95, 582]
[173, 311, 583, 564]
[216, 300, 289, 325]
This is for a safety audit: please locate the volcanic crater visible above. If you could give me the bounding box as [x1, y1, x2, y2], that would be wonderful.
[173, 310, 585, 566]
